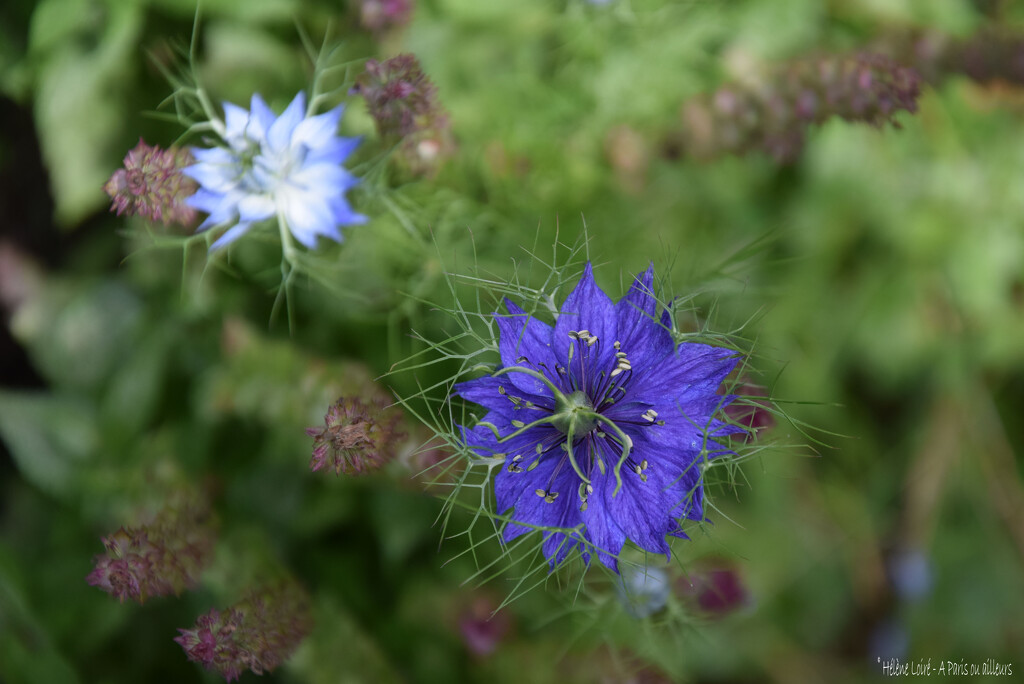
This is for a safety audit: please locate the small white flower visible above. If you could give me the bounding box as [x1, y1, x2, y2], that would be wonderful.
[184, 92, 365, 250]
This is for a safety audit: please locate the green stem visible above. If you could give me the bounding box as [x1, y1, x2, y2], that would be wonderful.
[491, 366, 568, 403]
[277, 210, 298, 265]
[563, 421, 591, 485]
[476, 416, 559, 444]
[591, 413, 634, 497]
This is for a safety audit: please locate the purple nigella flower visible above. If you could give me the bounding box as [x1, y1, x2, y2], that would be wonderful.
[184, 92, 365, 250]
[454, 263, 742, 572]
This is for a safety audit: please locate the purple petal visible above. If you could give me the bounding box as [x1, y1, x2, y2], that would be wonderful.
[494, 299, 559, 397]
[615, 264, 674, 372]
[552, 263, 618, 393]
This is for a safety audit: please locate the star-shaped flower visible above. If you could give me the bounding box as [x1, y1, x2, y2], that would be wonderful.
[184, 92, 365, 250]
[455, 264, 742, 572]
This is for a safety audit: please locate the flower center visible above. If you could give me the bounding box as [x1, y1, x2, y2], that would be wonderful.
[551, 390, 597, 436]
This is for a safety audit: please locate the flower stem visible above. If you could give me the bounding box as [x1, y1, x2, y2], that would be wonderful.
[491, 366, 568, 403]
[591, 413, 634, 497]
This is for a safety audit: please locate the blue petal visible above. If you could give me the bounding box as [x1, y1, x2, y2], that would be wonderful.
[499, 456, 584, 566]
[494, 299, 559, 397]
[615, 264, 674, 372]
[329, 199, 367, 227]
[237, 194, 275, 223]
[210, 222, 252, 250]
[292, 106, 343, 150]
[223, 101, 250, 140]
[553, 263, 618, 394]
[266, 92, 306, 154]
[189, 146, 236, 166]
[593, 439, 673, 558]
[629, 343, 739, 407]
[248, 94, 276, 141]
[278, 188, 334, 248]
[182, 158, 239, 193]
[453, 375, 554, 415]
[580, 493, 627, 571]
[307, 136, 362, 165]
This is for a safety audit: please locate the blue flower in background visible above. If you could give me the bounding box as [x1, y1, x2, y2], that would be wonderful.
[455, 263, 742, 572]
[185, 92, 365, 250]
[617, 564, 670, 618]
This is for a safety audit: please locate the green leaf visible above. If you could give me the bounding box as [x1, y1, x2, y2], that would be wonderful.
[0, 392, 97, 498]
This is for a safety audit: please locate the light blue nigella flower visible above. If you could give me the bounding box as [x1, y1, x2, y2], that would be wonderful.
[454, 263, 743, 573]
[617, 564, 670, 618]
[184, 92, 365, 250]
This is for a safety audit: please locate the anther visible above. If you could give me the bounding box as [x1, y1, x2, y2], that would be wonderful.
[613, 340, 621, 350]
[498, 386, 506, 395]
[511, 420, 525, 428]
[544, 492, 559, 504]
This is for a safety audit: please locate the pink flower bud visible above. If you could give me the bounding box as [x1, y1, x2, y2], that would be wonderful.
[103, 140, 197, 226]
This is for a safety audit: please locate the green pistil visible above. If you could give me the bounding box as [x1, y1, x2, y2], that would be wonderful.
[551, 391, 598, 436]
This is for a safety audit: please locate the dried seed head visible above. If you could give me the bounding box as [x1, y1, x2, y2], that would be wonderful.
[306, 396, 405, 475]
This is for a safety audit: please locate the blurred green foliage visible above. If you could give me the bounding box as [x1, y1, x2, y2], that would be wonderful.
[1, 0, 1023, 682]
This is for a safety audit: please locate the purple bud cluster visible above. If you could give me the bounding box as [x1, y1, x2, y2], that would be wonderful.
[353, 54, 454, 175]
[86, 495, 215, 604]
[358, 0, 414, 35]
[722, 378, 776, 441]
[459, 597, 511, 657]
[175, 581, 312, 682]
[678, 559, 751, 618]
[306, 396, 405, 475]
[677, 53, 921, 162]
[906, 29, 1024, 87]
[103, 139, 198, 226]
